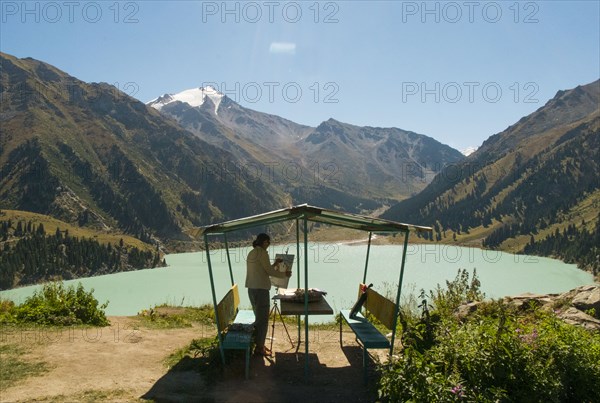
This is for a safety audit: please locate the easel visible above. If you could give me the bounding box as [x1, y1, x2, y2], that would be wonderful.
[269, 287, 294, 352]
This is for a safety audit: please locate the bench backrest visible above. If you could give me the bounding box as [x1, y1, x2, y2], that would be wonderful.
[359, 283, 397, 330]
[216, 284, 240, 333]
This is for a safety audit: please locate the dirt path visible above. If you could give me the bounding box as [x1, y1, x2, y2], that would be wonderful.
[1, 317, 382, 402]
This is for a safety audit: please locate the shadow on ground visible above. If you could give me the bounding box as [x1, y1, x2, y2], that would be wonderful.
[142, 344, 381, 402]
[140, 356, 210, 403]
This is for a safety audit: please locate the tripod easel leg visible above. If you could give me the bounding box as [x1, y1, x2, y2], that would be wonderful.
[269, 301, 294, 352]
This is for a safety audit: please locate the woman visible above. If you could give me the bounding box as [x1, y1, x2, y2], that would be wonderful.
[245, 233, 291, 357]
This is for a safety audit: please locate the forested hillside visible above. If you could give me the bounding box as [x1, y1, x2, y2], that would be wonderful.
[0, 211, 163, 290]
[383, 80, 600, 275]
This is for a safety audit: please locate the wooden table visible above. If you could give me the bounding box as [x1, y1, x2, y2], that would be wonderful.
[274, 290, 333, 354]
[280, 297, 333, 316]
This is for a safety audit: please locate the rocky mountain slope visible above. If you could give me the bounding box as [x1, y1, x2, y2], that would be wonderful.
[148, 87, 464, 207]
[0, 53, 289, 241]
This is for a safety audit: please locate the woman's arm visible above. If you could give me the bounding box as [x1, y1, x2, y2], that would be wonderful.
[258, 249, 286, 277]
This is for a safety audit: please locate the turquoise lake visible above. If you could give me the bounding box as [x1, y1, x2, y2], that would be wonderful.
[0, 243, 594, 322]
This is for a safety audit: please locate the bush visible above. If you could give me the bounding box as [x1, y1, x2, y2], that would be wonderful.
[429, 268, 484, 317]
[399, 269, 484, 352]
[14, 282, 109, 326]
[379, 271, 600, 402]
[0, 298, 17, 324]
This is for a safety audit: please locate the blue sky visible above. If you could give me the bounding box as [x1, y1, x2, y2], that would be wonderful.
[1, 1, 599, 151]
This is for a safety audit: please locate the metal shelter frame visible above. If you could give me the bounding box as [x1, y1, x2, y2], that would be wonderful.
[197, 204, 432, 378]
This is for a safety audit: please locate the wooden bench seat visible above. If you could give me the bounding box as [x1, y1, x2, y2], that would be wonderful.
[339, 284, 398, 383]
[339, 310, 391, 349]
[216, 284, 255, 378]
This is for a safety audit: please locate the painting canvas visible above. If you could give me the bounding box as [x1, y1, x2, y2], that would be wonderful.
[270, 254, 294, 289]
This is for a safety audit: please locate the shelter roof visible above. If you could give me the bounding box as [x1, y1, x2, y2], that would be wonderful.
[192, 204, 432, 237]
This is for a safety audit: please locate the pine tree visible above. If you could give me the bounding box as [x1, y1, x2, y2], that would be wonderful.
[15, 221, 23, 237]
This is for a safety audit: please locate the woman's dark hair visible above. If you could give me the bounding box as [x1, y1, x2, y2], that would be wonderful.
[252, 233, 270, 248]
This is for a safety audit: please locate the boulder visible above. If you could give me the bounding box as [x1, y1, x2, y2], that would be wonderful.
[503, 293, 556, 310]
[455, 301, 482, 319]
[557, 307, 600, 332]
[569, 285, 600, 319]
[452, 285, 600, 330]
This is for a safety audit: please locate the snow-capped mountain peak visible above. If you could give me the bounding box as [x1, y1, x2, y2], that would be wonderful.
[461, 146, 478, 156]
[147, 86, 225, 115]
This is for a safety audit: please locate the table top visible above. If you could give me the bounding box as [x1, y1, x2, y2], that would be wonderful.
[279, 297, 333, 315]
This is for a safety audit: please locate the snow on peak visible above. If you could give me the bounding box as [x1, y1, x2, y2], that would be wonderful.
[148, 86, 224, 115]
[461, 146, 478, 156]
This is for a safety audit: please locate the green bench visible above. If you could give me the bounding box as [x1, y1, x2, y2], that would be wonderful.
[215, 284, 255, 379]
[340, 284, 398, 383]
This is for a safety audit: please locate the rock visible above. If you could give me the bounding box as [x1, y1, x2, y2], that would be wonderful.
[503, 293, 556, 310]
[455, 301, 482, 319]
[559, 284, 596, 300]
[557, 307, 600, 332]
[453, 285, 600, 330]
[570, 285, 600, 318]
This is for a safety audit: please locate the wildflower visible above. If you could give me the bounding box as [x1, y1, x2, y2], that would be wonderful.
[518, 328, 539, 345]
[451, 384, 464, 398]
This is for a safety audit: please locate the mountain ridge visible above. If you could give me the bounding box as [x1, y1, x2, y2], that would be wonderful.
[382, 79, 600, 274]
[148, 86, 465, 203]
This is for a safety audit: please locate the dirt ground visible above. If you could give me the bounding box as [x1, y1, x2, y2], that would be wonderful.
[1, 316, 385, 402]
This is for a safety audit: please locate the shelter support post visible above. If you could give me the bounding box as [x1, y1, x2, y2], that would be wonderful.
[296, 218, 301, 342]
[390, 230, 410, 356]
[304, 216, 309, 378]
[204, 233, 225, 365]
[362, 231, 372, 285]
[224, 233, 234, 287]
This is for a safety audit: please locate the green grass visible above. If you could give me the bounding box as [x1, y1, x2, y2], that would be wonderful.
[305, 318, 340, 331]
[134, 304, 215, 329]
[0, 344, 48, 391]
